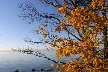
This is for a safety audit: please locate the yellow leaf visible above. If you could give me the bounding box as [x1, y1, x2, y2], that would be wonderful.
[42, 24, 48, 27]
[35, 30, 39, 33]
[51, 63, 54, 66]
[39, 27, 43, 30]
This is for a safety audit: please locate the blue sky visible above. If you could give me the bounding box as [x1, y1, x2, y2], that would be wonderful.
[0, 0, 70, 50]
[0, 0, 46, 50]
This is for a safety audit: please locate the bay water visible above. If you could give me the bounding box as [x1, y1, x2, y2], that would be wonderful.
[0, 49, 79, 72]
[0, 49, 57, 72]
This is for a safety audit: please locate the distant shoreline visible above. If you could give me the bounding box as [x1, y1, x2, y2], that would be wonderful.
[0, 50, 12, 52]
[0, 48, 55, 52]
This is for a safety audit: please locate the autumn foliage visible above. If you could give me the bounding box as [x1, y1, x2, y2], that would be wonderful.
[35, 0, 108, 72]
[19, 0, 108, 72]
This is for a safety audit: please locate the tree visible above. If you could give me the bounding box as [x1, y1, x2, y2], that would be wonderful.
[18, 0, 108, 72]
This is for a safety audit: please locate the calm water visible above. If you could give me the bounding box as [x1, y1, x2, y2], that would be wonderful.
[0, 50, 57, 72]
[0, 49, 80, 72]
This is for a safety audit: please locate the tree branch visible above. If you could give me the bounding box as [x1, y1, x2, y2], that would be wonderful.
[63, 27, 83, 41]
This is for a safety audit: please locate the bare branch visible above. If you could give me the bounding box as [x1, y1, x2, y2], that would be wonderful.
[12, 48, 66, 64]
[63, 27, 83, 41]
